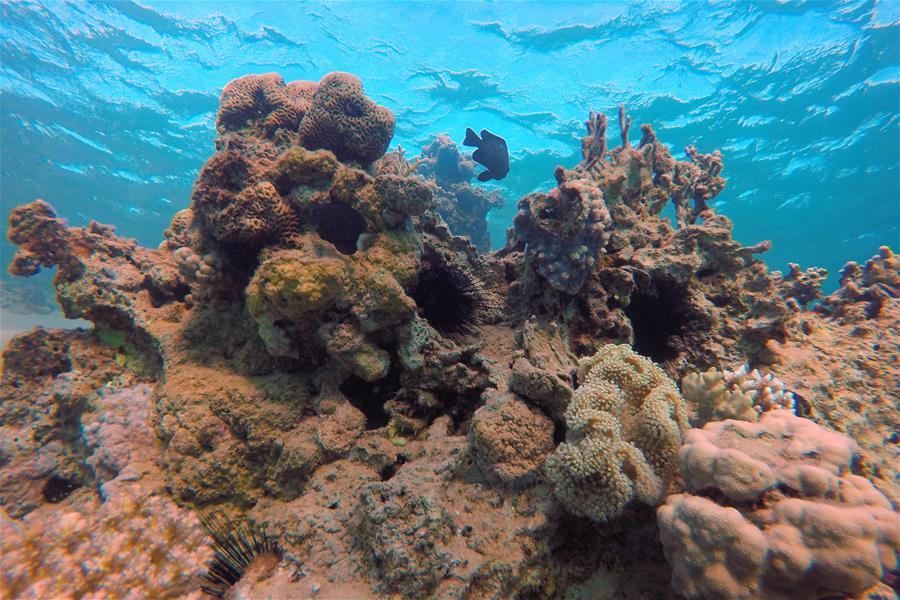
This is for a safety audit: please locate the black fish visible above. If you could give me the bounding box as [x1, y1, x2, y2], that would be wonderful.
[463, 127, 509, 182]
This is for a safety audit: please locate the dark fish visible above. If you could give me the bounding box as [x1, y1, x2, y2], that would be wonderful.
[463, 127, 509, 182]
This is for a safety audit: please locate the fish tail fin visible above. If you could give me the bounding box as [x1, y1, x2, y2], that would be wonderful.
[463, 127, 481, 147]
[477, 170, 493, 182]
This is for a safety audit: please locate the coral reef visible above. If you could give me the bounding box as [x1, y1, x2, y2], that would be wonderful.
[496, 106, 788, 374]
[817, 246, 899, 321]
[415, 134, 503, 252]
[544, 344, 689, 522]
[767, 265, 899, 505]
[658, 410, 899, 600]
[681, 364, 795, 427]
[3, 72, 897, 600]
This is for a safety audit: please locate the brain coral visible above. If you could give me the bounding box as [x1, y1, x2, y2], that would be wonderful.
[658, 409, 900, 600]
[544, 344, 689, 522]
[217, 73, 317, 136]
[299, 72, 395, 166]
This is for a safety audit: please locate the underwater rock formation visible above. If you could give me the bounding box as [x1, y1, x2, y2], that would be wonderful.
[391, 134, 503, 253]
[3, 72, 897, 599]
[497, 107, 788, 375]
[658, 410, 900, 600]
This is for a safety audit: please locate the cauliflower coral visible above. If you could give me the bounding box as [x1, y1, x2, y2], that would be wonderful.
[544, 344, 689, 522]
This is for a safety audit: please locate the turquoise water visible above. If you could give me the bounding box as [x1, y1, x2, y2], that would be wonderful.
[2, 0, 898, 292]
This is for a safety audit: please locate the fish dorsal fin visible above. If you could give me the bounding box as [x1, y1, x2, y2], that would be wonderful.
[463, 127, 481, 147]
[477, 170, 493, 181]
[480, 129, 502, 142]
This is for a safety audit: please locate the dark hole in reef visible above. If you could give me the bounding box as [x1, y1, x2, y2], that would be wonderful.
[315, 201, 367, 255]
[339, 365, 401, 430]
[144, 275, 191, 308]
[43, 475, 81, 503]
[553, 420, 566, 445]
[411, 252, 488, 337]
[437, 388, 486, 435]
[623, 278, 693, 364]
[379, 453, 408, 481]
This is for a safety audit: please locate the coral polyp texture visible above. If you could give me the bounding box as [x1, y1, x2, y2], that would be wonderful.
[658, 410, 900, 600]
[3, 72, 898, 599]
[681, 364, 795, 427]
[545, 344, 689, 522]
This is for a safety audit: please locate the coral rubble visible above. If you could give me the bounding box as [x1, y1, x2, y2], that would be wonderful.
[3, 73, 897, 599]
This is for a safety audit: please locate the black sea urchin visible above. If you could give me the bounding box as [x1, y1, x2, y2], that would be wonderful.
[411, 252, 495, 336]
[199, 511, 280, 598]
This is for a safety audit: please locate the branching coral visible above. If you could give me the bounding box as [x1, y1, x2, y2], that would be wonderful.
[775, 262, 829, 308]
[817, 246, 899, 321]
[658, 410, 899, 600]
[681, 365, 795, 427]
[544, 344, 688, 522]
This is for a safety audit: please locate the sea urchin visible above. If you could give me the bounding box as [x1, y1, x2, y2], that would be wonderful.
[199, 511, 280, 598]
[411, 251, 495, 336]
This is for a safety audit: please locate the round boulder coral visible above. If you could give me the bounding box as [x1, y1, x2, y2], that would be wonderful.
[300, 72, 395, 166]
[658, 410, 900, 600]
[217, 73, 317, 136]
[469, 393, 555, 486]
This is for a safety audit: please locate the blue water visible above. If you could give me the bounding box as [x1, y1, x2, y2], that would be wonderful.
[2, 0, 898, 294]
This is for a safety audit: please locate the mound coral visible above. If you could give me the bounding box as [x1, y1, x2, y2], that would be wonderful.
[217, 73, 316, 137]
[658, 410, 900, 600]
[468, 392, 555, 486]
[299, 72, 395, 166]
[545, 344, 689, 522]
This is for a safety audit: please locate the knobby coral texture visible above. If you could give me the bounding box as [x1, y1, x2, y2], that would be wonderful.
[2, 73, 898, 599]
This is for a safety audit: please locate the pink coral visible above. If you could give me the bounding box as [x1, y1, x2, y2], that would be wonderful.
[658, 410, 900, 600]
